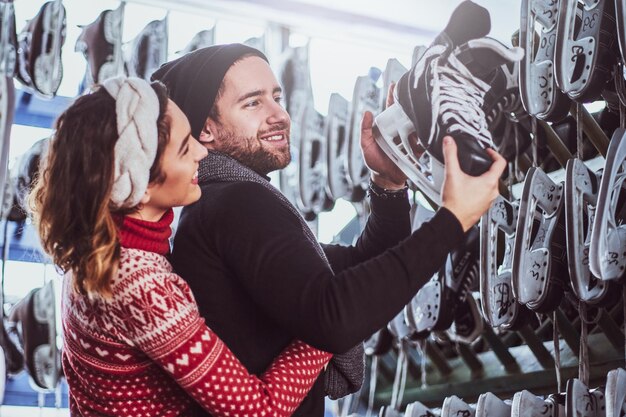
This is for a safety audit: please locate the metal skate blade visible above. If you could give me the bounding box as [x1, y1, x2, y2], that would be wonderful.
[590, 129, 626, 281]
[446, 294, 483, 344]
[554, 0, 614, 102]
[381, 58, 408, 109]
[387, 309, 412, 342]
[298, 105, 327, 215]
[325, 93, 351, 201]
[279, 89, 309, 208]
[565, 378, 605, 417]
[31, 1, 65, 98]
[374, 104, 443, 204]
[442, 395, 475, 417]
[348, 74, 380, 190]
[480, 195, 523, 328]
[406, 401, 440, 417]
[379, 406, 403, 417]
[476, 392, 511, 417]
[565, 158, 611, 303]
[409, 278, 442, 333]
[511, 167, 565, 311]
[519, 0, 571, 121]
[606, 368, 626, 417]
[512, 390, 559, 417]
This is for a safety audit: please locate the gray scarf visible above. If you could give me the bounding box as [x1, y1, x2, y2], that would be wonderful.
[199, 151, 365, 399]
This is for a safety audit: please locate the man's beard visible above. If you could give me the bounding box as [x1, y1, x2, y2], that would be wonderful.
[213, 124, 291, 175]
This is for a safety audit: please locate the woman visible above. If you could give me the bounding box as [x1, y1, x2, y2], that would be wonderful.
[29, 76, 331, 417]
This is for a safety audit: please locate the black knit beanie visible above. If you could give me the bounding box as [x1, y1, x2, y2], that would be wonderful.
[151, 43, 268, 139]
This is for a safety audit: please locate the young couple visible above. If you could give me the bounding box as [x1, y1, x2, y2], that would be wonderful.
[30, 44, 505, 416]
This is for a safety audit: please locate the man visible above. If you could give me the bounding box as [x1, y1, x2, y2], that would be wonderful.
[152, 44, 504, 416]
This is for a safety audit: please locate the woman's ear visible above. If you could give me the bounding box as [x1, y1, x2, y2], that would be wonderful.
[139, 190, 151, 205]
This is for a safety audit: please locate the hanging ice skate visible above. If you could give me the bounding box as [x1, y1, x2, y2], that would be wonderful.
[565, 159, 616, 304]
[445, 294, 483, 344]
[347, 70, 381, 202]
[243, 34, 265, 54]
[565, 379, 605, 417]
[405, 401, 440, 417]
[380, 311, 414, 417]
[442, 396, 475, 417]
[325, 93, 351, 201]
[480, 195, 530, 329]
[404, 202, 439, 335]
[519, 0, 572, 122]
[0, 0, 15, 229]
[16, 0, 66, 98]
[373, 1, 523, 205]
[476, 393, 511, 417]
[0, 0, 17, 77]
[512, 391, 564, 417]
[75, 3, 124, 92]
[408, 225, 480, 334]
[606, 368, 626, 417]
[276, 46, 313, 211]
[589, 129, 626, 281]
[177, 28, 215, 56]
[9, 137, 50, 221]
[8, 280, 61, 391]
[124, 15, 168, 81]
[512, 167, 569, 313]
[554, 0, 616, 103]
[380, 58, 407, 112]
[297, 105, 328, 218]
[486, 60, 532, 162]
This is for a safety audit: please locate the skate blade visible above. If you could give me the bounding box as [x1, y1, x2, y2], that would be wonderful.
[98, 4, 125, 82]
[408, 277, 441, 333]
[442, 395, 475, 417]
[519, 0, 571, 121]
[606, 368, 626, 417]
[511, 167, 565, 311]
[387, 309, 412, 342]
[589, 128, 626, 281]
[565, 158, 612, 303]
[565, 378, 605, 417]
[512, 390, 559, 417]
[480, 195, 524, 328]
[33, 1, 65, 98]
[554, 0, 614, 102]
[348, 75, 380, 189]
[325, 93, 351, 200]
[476, 392, 511, 417]
[380, 58, 408, 109]
[374, 103, 443, 204]
[406, 401, 440, 417]
[0, 1, 17, 77]
[298, 106, 326, 215]
[446, 294, 483, 344]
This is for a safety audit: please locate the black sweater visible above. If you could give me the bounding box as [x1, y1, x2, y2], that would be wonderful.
[170, 180, 464, 417]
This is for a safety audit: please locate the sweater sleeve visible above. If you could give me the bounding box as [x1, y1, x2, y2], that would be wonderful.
[110, 269, 331, 417]
[322, 189, 412, 273]
[187, 182, 464, 353]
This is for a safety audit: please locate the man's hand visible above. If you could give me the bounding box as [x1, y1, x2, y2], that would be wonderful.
[441, 136, 506, 231]
[360, 83, 408, 189]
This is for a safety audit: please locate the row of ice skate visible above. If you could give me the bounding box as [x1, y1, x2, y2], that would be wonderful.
[372, 370, 624, 417]
[339, 0, 626, 413]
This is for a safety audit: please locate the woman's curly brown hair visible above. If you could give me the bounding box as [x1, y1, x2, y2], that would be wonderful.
[29, 81, 170, 298]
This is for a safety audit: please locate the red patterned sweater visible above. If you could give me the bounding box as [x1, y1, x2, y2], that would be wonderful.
[62, 209, 332, 417]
